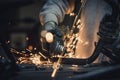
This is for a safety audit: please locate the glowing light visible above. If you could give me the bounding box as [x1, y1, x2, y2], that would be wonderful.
[6, 40, 10, 44]
[28, 45, 33, 51]
[26, 37, 29, 41]
[72, 65, 78, 67]
[76, 19, 81, 25]
[68, 52, 74, 58]
[70, 12, 75, 16]
[30, 54, 42, 66]
[75, 56, 80, 58]
[17, 53, 42, 65]
[34, 47, 37, 50]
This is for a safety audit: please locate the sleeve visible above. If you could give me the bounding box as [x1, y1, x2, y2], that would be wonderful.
[39, 0, 74, 25]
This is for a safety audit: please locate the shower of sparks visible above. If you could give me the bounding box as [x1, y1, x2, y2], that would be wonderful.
[64, 19, 82, 58]
[10, 18, 85, 66]
[11, 48, 51, 66]
[29, 54, 42, 66]
[17, 53, 43, 65]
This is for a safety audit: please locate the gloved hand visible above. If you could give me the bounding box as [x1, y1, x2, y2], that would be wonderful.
[40, 21, 64, 55]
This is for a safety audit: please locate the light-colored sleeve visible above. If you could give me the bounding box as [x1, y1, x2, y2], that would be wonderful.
[39, 0, 74, 25]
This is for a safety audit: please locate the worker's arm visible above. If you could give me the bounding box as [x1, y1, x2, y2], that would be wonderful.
[39, 0, 75, 54]
[39, 0, 74, 25]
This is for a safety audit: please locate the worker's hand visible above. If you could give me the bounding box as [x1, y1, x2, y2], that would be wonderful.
[40, 21, 64, 55]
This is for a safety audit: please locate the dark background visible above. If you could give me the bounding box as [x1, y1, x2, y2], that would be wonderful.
[0, 0, 46, 50]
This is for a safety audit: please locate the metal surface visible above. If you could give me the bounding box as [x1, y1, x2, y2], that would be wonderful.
[8, 63, 110, 80]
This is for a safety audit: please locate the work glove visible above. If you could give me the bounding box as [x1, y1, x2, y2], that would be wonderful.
[40, 21, 64, 55]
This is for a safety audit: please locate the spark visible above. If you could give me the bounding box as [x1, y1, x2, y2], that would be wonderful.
[70, 12, 75, 16]
[30, 54, 42, 66]
[26, 37, 29, 41]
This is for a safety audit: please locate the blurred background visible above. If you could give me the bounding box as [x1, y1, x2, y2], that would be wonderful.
[0, 0, 45, 51]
